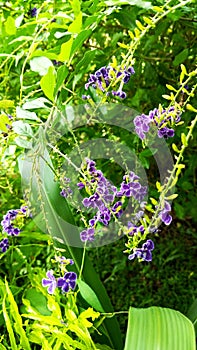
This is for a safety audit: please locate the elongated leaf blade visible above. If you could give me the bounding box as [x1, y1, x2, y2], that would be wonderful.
[18, 145, 123, 350]
[124, 306, 196, 350]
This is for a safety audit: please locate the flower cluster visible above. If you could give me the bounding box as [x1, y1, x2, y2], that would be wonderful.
[83, 65, 135, 100]
[0, 206, 28, 253]
[134, 106, 181, 140]
[60, 177, 73, 198]
[42, 258, 77, 294]
[128, 239, 154, 262]
[78, 158, 147, 242]
[28, 7, 37, 17]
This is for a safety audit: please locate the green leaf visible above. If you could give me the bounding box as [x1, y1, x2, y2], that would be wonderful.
[54, 65, 69, 95]
[104, 0, 152, 9]
[76, 50, 97, 71]
[78, 279, 104, 312]
[2, 296, 17, 350]
[24, 289, 51, 316]
[4, 280, 31, 350]
[0, 114, 10, 132]
[18, 146, 123, 350]
[0, 99, 14, 108]
[187, 299, 197, 334]
[30, 56, 53, 76]
[173, 49, 189, 66]
[5, 16, 16, 35]
[14, 136, 32, 149]
[12, 121, 33, 137]
[68, 12, 82, 33]
[58, 37, 73, 62]
[70, 0, 81, 16]
[16, 106, 39, 120]
[40, 66, 56, 102]
[71, 29, 92, 56]
[124, 306, 196, 350]
[23, 97, 51, 109]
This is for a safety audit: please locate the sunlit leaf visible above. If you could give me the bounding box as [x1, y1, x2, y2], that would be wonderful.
[124, 306, 196, 350]
[40, 66, 56, 102]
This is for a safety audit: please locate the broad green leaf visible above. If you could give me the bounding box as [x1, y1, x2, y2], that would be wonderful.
[0, 344, 7, 350]
[173, 49, 189, 66]
[68, 12, 82, 33]
[71, 29, 92, 56]
[0, 99, 14, 108]
[78, 279, 104, 312]
[76, 50, 97, 71]
[124, 306, 196, 350]
[18, 145, 123, 350]
[54, 65, 69, 95]
[30, 56, 53, 76]
[24, 289, 51, 316]
[12, 121, 33, 137]
[23, 97, 51, 109]
[58, 38, 73, 62]
[14, 136, 32, 149]
[5, 16, 16, 35]
[16, 106, 39, 120]
[40, 66, 56, 102]
[70, 0, 81, 16]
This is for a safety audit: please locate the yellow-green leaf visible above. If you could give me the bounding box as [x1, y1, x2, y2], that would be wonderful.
[0, 99, 14, 108]
[68, 12, 82, 33]
[152, 6, 164, 12]
[181, 133, 188, 146]
[162, 94, 172, 100]
[143, 16, 153, 26]
[0, 114, 10, 132]
[166, 84, 177, 92]
[165, 193, 178, 200]
[128, 30, 134, 39]
[58, 37, 73, 62]
[124, 306, 196, 350]
[40, 66, 56, 102]
[150, 197, 158, 206]
[172, 143, 180, 153]
[5, 16, 16, 35]
[186, 104, 197, 112]
[135, 20, 144, 31]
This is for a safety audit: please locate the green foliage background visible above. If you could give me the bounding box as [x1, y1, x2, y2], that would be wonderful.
[0, 0, 196, 348]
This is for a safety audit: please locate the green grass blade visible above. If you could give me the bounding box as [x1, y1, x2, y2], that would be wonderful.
[124, 306, 196, 350]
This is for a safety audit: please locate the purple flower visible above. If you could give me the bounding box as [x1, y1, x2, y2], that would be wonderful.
[57, 272, 77, 293]
[128, 239, 154, 262]
[112, 201, 123, 218]
[1, 209, 23, 236]
[42, 270, 57, 294]
[84, 65, 135, 99]
[159, 200, 172, 225]
[80, 227, 95, 242]
[0, 238, 9, 253]
[28, 7, 37, 17]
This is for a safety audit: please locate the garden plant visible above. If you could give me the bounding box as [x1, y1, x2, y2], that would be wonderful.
[0, 0, 197, 349]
